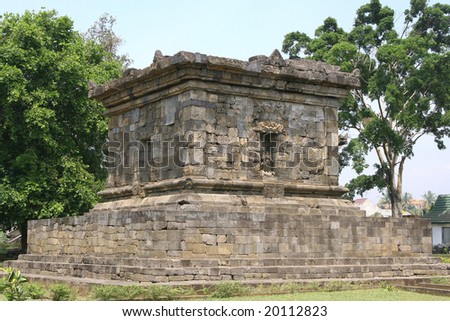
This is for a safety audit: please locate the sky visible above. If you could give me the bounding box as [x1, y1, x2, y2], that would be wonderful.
[2, 0, 450, 202]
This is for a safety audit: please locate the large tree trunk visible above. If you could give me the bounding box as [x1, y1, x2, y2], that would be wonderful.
[384, 168, 402, 217]
[384, 152, 405, 218]
[391, 189, 403, 217]
[391, 156, 406, 218]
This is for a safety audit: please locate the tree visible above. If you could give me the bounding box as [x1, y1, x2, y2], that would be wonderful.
[282, 0, 450, 217]
[402, 192, 413, 209]
[0, 10, 124, 250]
[377, 190, 391, 209]
[422, 190, 437, 213]
[84, 13, 131, 68]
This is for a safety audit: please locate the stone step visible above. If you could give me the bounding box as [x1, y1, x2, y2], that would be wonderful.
[6, 258, 449, 283]
[13, 254, 443, 267]
[399, 283, 450, 297]
[5, 272, 440, 290]
[416, 282, 450, 290]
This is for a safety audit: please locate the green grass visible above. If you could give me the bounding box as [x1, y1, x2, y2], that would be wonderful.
[214, 288, 450, 301]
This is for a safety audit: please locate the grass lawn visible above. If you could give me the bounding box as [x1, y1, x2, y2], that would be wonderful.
[216, 288, 450, 301]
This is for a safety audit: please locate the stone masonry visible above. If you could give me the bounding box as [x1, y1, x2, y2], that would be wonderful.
[7, 50, 448, 282]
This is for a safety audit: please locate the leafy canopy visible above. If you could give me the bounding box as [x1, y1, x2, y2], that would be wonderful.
[282, 0, 450, 216]
[0, 10, 123, 239]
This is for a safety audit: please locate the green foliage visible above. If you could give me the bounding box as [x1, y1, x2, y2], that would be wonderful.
[0, 232, 7, 256]
[431, 275, 450, 284]
[438, 255, 450, 264]
[275, 282, 303, 294]
[303, 282, 321, 292]
[49, 283, 76, 301]
[92, 285, 186, 301]
[84, 13, 131, 67]
[0, 267, 29, 301]
[422, 191, 437, 213]
[92, 285, 120, 300]
[143, 285, 184, 301]
[282, 0, 450, 216]
[93, 285, 144, 301]
[379, 281, 396, 292]
[211, 282, 248, 298]
[434, 244, 450, 254]
[0, 10, 124, 243]
[23, 283, 46, 300]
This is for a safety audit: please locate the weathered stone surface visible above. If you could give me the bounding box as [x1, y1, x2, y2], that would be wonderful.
[15, 209, 435, 260]
[90, 50, 362, 199]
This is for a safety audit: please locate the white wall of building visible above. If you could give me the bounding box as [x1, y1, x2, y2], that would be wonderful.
[432, 224, 450, 245]
[432, 226, 442, 245]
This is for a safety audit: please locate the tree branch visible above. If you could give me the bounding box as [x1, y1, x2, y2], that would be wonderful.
[402, 90, 417, 110]
[377, 97, 386, 119]
[397, 155, 407, 195]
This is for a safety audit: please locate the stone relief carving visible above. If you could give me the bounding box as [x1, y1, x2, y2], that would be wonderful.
[253, 102, 286, 123]
[253, 120, 284, 134]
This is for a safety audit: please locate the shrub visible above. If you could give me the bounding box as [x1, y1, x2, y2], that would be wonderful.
[50, 284, 76, 301]
[23, 283, 46, 300]
[0, 267, 29, 301]
[92, 285, 123, 301]
[438, 255, 450, 264]
[93, 285, 185, 301]
[379, 281, 396, 292]
[212, 282, 248, 298]
[143, 285, 182, 301]
[121, 286, 145, 300]
[93, 285, 145, 301]
[433, 244, 450, 254]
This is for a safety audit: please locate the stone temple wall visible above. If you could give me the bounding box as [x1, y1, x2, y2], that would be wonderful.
[105, 84, 343, 188]
[18, 208, 443, 282]
[94, 49, 359, 202]
[29, 210, 431, 259]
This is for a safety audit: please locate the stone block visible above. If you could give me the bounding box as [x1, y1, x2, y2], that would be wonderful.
[278, 243, 289, 253]
[205, 246, 219, 255]
[202, 234, 217, 245]
[218, 243, 234, 255]
[217, 234, 227, 243]
[192, 244, 207, 254]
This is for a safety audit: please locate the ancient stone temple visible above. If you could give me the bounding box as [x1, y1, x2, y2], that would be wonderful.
[7, 50, 448, 283]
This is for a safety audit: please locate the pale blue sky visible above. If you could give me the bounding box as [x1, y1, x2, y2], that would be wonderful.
[2, 0, 449, 201]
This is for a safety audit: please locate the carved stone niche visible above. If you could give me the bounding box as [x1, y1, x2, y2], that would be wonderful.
[254, 121, 285, 175]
